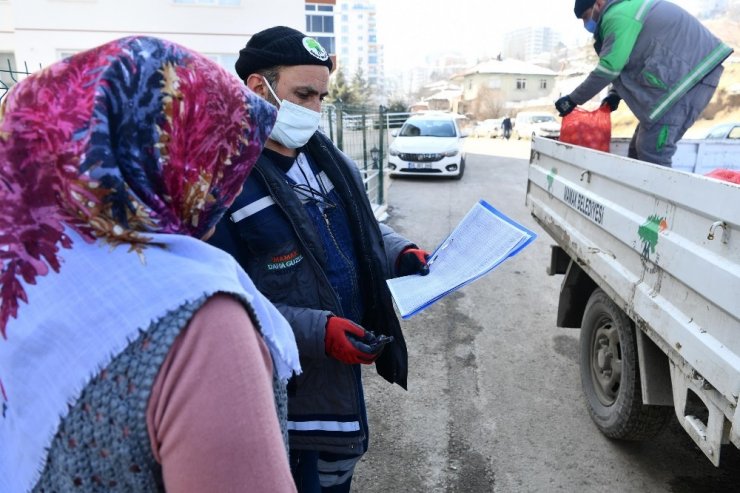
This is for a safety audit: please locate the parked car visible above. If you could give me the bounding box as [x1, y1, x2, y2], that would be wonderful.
[388, 112, 467, 179]
[513, 111, 560, 140]
[702, 121, 740, 140]
[472, 118, 503, 138]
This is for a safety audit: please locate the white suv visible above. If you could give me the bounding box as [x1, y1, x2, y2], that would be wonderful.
[387, 113, 467, 179]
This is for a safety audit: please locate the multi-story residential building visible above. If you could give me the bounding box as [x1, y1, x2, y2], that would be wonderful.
[0, 0, 303, 85]
[502, 26, 562, 63]
[305, 0, 336, 68]
[334, 0, 383, 101]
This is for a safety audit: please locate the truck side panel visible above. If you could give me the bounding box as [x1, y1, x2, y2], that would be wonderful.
[526, 137, 740, 420]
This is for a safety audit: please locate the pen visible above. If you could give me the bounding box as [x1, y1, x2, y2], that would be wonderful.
[427, 237, 453, 267]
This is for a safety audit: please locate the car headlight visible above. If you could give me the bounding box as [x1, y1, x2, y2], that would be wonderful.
[442, 148, 459, 157]
[389, 147, 399, 156]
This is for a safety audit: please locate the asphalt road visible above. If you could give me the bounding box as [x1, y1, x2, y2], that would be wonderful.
[351, 138, 740, 493]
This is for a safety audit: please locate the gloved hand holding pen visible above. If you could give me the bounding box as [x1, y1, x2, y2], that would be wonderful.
[396, 246, 430, 276]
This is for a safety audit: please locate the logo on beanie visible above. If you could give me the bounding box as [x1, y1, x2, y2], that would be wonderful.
[302, 37, 329, 61]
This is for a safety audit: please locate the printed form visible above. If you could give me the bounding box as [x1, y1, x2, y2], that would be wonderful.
[387, 200, 537, 319]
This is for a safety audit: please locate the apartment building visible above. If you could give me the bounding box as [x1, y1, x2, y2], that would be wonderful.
[334, 0, 383, 96]
[304, 0, 336, 68]
[0, 0, 303, 81]
[502, 26, 562, 63]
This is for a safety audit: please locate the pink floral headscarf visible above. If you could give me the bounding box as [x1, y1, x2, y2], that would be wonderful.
[0, 36, 277, 337]
[0, 37, 303, 493]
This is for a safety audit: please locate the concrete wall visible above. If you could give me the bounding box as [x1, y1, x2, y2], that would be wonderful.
[1, 0, 303, 73]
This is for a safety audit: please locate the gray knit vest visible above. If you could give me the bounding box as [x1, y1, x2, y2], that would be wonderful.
[33, 294, 289, 492]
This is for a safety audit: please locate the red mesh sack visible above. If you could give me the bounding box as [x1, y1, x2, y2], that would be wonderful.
[559, 104, 612, 152]
[705, 168, 740, 184]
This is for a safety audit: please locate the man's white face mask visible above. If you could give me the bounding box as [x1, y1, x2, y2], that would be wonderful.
[263, 76, 321, 149]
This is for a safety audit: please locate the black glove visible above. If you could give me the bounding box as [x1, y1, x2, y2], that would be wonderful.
[601, 92, 621, 112]
[396, 247, 430, 276]
[555, 95, 576, 117]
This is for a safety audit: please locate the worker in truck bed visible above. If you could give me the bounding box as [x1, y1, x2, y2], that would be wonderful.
[555, 0, 733, 167]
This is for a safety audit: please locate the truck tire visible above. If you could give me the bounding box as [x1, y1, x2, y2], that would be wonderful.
[579, 289, 671, 440]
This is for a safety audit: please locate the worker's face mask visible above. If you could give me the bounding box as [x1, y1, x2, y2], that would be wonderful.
[584, 5, 600, 33]
[584, 16, 597, 33]
[262, 77, 321, 149]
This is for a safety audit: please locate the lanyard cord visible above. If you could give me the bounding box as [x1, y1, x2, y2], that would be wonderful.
[291, 154, 335, 210]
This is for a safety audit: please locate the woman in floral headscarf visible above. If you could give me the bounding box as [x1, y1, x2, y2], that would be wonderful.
[0, 36, 300, 493]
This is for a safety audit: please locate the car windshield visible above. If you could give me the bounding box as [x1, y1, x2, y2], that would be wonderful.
[531, 115, 556, 123]
[400, 119, 456, 137]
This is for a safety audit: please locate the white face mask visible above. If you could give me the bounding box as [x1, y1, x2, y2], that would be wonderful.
[263, 77, 321, 149]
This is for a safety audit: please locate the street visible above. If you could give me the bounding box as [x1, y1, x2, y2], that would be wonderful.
[352, 138, 740, 493]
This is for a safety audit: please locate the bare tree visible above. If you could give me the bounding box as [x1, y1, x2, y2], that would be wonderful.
[471, 86, 505, 120]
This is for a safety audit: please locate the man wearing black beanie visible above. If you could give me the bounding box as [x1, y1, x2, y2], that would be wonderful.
[209, 26, 430, 492]
[555, 0, 733, 167]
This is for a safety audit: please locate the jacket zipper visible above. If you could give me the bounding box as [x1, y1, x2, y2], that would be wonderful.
[318, 141, 382, 312]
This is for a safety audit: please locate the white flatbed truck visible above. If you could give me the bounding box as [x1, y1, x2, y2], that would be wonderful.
[526, 136, 740, 466]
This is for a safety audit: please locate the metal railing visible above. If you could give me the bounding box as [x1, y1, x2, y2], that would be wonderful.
[0, 60, 38, 104]
[320, 104, 410, 219]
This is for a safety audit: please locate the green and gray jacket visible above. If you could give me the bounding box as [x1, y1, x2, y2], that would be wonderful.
[570, 0, 733, 123]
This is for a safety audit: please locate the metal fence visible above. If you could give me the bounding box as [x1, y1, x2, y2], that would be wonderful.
[0, 61, 36, 104]
[320, 103, 410, 219]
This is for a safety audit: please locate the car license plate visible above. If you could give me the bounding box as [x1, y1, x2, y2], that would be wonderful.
[408, 162, 431, 169]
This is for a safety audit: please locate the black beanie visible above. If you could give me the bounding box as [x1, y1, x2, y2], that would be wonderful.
[234, 26, 333, 80]
[574, 0, 597, 17]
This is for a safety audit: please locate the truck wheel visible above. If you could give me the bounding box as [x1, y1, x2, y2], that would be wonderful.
[579, 289, 671, 440]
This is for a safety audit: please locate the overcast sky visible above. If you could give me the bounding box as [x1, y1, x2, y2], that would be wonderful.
[374, 0, 702, 71]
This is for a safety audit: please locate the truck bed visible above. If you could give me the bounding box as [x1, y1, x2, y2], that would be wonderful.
[526, 136, 740, 463]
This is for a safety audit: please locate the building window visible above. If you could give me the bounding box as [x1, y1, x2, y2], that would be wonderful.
[540, 79, 548, 89]
[306, 2, 335, 55]
[516, 78, 526, 90]
[315, 36, 335, 54]
[57, 50, 82, 60]
[0, 52, 17, 90]
[205, 53, 239, 76]
[307, 14, 334, 33]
